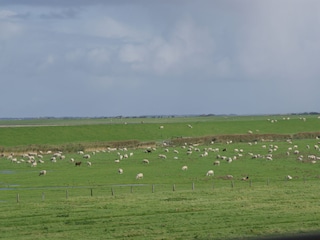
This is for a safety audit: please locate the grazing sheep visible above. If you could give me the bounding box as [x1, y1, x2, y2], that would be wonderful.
[159, 154, 167, 159]
[114, 159, 120, 163]
[226, 175, 234, 179]
[75, 161, 82, 166]
[206, 170, 214, 176]
[287, 175, 293, 180]
[118, 168, 123, 174]
[241, 176, 249, 181]
[214, 160, 220, 166]
[136, 173, 144, 179]
[182, 165, 188, 171]
[142, 159, 149, 164]
[87, 161, 92, 166]
[83, 154, 91, 159]
[39, 170, 46, 176]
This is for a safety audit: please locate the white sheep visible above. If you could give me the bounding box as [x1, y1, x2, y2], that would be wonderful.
[39, 170, 46, 176]
[87, 161, 92, 166]
[287, 175, 293, 180]
[206, 170, 214, 176]
[182, 165, 188, 171]
[136, 173, 144, 179]
[142, 159, 149, 164]
[213, 160, 220, 166]
[118, 168, 123, 174]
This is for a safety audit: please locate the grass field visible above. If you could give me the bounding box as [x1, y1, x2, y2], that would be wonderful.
[1, 115, 320, 239]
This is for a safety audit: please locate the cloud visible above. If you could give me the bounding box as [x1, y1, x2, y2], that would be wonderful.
[1, 0, 320, 117]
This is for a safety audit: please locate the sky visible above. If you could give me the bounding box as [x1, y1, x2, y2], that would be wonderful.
[1, 0, 320, 118]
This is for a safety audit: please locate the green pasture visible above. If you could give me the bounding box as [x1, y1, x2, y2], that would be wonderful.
[0, 114, 319, 150]
[1, 115, 320, 239]
[1, 136, 320, 239]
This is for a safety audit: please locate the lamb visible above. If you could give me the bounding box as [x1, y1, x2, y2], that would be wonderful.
[136, 173, 144, 179]
[206, 170, 214, 176]
[118, 168, 123, 174]
[182, 165, 188, 171]
[39, 170, 46, 176]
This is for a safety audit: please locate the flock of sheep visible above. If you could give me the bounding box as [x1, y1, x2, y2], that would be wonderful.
[2, 118, 320, 183]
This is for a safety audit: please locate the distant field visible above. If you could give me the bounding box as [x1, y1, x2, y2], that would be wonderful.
[1, 115, 320, 239]
[0, 115, 319, 151]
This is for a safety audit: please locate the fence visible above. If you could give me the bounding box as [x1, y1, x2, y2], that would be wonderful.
[4, 176, 312, 203]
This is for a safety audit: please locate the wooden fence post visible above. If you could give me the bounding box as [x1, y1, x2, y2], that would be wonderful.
[192, 182, 195, 190]
[111, 187, 114, 196]
[131, 186, 133, 193]
[90, 188, 93, 197]
[173, 184, 176, 191]
[16, 193, 19, 203]
[66, 189, 68, 199]
[42, 192, 45, 201]
[152, 184, 155, 193]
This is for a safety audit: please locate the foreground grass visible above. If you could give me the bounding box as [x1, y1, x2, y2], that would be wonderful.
[1, 183, 320, 240]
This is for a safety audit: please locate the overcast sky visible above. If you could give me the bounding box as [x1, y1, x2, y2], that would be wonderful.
[1, 0, 319, 118]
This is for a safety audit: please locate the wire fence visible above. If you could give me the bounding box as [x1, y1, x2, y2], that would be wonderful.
[1, 176, 315, 203]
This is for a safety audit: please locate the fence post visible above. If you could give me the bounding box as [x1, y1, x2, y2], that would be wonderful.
[90, 188, 93, 197]
[42, 192, 45, 201]
[152, 184, 155, 193]
[231, 181, 234, 188]
[192, 182, 195, 190]
[111, 187, 114, 196]
[131, 186, 133, 193]
[173, 184, 176, 191]
[16, 193, 19, 203]
[267, 178, 270, 186]
[66, 189, 68, 199]
[250, 180, 252, 187]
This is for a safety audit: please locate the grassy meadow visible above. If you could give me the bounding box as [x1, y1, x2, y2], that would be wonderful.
[1, 115, 320, 239]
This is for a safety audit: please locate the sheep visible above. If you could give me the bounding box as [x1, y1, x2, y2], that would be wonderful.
[83, 154, 91, 159]
[142, 159, 149, 164]
[206, 170, 214, 176]
[287, 175, 293, 180]
[213, 160, 220, 166]
[159, 154, 167, 159]
[87, 161, 92, 166]
[118, 168, 123, 174]
[75, 161, 82, 166]
[241, 176, 249, 181]
[39, 170, 46, 176]
[181, 165, 188, 171]
[136, 173, 144, 179]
